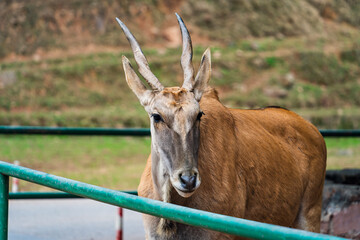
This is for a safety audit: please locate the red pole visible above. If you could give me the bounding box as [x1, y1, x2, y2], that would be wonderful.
[11, 161, 20, 192]
[116, 207, 123, 240]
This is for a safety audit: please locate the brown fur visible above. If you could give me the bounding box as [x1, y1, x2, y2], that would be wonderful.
[138, 87, 326, 239]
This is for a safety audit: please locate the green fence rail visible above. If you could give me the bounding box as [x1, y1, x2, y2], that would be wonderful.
[0, 126, 360, 137]
[0, 126, 356, 239]
[0, 126, 150, 136]
[9, 191, 137, 199]
[4, 126, 359, 201]
[0, 161, 347, 240]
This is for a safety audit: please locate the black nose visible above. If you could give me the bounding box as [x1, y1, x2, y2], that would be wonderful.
[179, 174, 197, 191]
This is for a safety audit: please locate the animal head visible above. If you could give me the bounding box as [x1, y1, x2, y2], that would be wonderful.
[116, 14, 211, 198]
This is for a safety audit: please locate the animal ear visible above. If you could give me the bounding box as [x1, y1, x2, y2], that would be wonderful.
[193, 48, 211, 101]
[122, 56, 154, 106]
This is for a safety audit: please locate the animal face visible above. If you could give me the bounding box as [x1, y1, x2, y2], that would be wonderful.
[149, 87, 204, 197]
[117, 14, 211, 197]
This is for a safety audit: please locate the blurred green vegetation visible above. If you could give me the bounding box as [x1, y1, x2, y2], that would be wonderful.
[1, 0, 360, 129]
[1, 135, 151, 191]
[295, 52, 354, 85]
[1, 35, 360, 129]
[2, 135, 359, 191]
[326, 138, 360, 170]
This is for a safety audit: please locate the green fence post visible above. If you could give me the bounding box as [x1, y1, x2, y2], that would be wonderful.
[0, 174, 9, 240]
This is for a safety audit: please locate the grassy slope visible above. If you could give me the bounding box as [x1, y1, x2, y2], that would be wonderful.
[1, 33, 360, 129]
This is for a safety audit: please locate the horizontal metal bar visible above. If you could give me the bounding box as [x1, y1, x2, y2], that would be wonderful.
[0, 126, 359, 137]
[0, 161, 346, 240]
[319, 129, 360, 137]
[0, 126, 150, 136]
[9, 191, 138, 199]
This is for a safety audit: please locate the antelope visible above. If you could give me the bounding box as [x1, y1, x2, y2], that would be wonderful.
[116, 14, 327, 240]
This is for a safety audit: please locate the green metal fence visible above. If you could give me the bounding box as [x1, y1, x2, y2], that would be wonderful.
[1, 125, 360, 137]
[0, 126, 357, 239]
[0, 161, 348, 240]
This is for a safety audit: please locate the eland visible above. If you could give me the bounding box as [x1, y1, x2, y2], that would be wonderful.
[116, 14, 327, 240]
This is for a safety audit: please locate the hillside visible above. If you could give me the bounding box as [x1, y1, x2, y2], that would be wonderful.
[0, 0, 359, 129]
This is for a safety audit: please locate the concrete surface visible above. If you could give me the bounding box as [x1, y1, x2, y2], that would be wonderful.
[8, 199, 145, 240]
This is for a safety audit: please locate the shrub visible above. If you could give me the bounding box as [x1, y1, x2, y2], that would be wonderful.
[341, 49, 360, 65]
[295, 52, 352, 85]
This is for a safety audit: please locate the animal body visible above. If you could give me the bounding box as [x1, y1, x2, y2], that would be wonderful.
[116, 14, 326, 240]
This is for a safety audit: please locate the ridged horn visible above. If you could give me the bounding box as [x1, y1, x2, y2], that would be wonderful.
[116, 17, 164, 91]
[175, 13, 195, 91]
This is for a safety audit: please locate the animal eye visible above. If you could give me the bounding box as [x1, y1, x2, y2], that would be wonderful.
[151, 113, 163, 123]
[197, 111, 204, 121]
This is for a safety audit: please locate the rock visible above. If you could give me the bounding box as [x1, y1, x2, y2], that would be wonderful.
[213, 50, 221, 60]
[250, 42, 259, 51]
[275, 33, 285, 40]
[332, 203, 360, 238]
[235, 49, 244, 57]
[157, 48, 166, 55]
[32, 54, 41, 62]
[251, 57, 266, 68]
[211, 68, 223, 79]
[337, 149, 354, 156]
[282, 72, 295, 89]
[263, 87, 288, 98]
[321, 182, 360, 239]
[0, 70, 17, 89]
